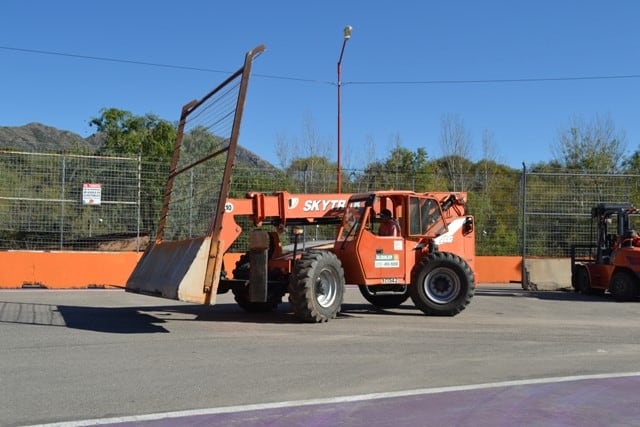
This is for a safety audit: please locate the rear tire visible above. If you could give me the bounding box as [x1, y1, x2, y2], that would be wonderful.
[232, 253, 283, 312]
[572, 265, 585, 293]
[609, 271, 639, 301]
[409, 252, 475, 316]
[358, 285, 409, 309]
[290, 251, 345, 323]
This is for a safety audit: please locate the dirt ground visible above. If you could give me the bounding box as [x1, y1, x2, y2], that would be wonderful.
[94, 235, 150, 251]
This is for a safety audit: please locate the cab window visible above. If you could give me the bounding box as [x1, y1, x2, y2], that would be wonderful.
[409, 197, 443, 236]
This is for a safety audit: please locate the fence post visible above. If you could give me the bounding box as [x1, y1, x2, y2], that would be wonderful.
[189, 168, 194, 238]
[136, 154, 142, 252]
[521, 162, 527, 289]
[60, 156, 66, 250]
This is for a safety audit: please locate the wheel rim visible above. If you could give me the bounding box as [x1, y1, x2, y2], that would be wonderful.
[424, 267, 461, 304]
[315, 268, 338, 308]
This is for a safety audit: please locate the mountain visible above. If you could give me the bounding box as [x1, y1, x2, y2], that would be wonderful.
[0, 122, 276, 169]
[0, 123, 100, 153]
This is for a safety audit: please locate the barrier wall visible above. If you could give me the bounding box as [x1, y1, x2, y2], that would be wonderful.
[0, 251, 521, 289]
[523, 257, 571, 291]
[475, 256, 521, 284]
[0, 251, 143, 289]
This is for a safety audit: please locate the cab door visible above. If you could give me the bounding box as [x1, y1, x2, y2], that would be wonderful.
[336, 199, 408, 285]
[357, 228, 407, 284]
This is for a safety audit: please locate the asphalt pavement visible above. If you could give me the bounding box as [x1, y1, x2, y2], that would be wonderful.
[1, 285, 639, 427]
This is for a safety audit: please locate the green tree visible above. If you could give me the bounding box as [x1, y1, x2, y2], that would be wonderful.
[358, 146, 431, 192]
[552, 114, 627, 173]
[622, 151, 640, 174]
[466, 161, 520, 255]
[90, 108, 175, 161]
[89, 108, 176, 236]
[430, 155, 475, 192]
[285, 156, 336, 193]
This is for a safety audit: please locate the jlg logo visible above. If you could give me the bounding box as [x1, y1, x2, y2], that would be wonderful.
[302, 199, 347, 212]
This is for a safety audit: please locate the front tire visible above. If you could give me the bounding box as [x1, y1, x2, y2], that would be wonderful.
[290, 251, 345, 323]
[409, 252, 475, 316]
[609, 271, 639, 301]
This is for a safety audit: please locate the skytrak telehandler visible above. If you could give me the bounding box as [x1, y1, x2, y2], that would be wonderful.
[571, 203, 640, 300]
[214, 190, 476, 322]
[125, 44, 476, 322]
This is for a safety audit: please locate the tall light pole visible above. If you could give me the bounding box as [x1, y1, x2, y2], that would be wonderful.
[337, 25, 352, 193]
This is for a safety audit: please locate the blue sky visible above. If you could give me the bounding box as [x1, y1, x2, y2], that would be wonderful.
[1, 1, 639, 170]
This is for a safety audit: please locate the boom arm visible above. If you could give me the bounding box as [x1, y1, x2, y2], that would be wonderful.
[218, 191, 352, 254]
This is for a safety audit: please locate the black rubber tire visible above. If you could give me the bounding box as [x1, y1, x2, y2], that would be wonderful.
[232, 253, 282, 312]
[289, 250, 345, 323]
[571, 266, 583, 292]
[358, 285, 410, 309]
[573, 266, 605, 295]
[409, 252, 475, 316]
[573, 265, 591, 294]
[609, 270, 638, 301]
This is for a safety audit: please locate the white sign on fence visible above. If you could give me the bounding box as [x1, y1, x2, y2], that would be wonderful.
[82, 183, 102, 205]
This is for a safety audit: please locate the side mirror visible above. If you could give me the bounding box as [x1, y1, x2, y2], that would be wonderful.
[463, 216, 474, 235]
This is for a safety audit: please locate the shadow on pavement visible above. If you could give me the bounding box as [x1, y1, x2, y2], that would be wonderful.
[475, 286, 640, 303]
[5, 286, 633, 334]
[57, 305, 170, 333]
[0, 301, 170, 333]
[0, 297, 422, 334]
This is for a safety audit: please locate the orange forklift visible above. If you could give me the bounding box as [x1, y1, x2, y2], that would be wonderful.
[571, 203, 640, 300]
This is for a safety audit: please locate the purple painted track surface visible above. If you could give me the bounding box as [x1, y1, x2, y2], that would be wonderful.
[99, 376, 640, 427]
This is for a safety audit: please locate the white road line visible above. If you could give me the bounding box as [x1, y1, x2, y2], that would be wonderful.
[29, 371, 640, 427]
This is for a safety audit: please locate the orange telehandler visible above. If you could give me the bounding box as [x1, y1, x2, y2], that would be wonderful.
[212, 190, 476, 322]
[127, 187, 476, 323]
[125, 44, 476, 322]
[571, 203, 640, 300]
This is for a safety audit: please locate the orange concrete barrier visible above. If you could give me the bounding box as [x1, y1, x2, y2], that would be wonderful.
[0, 251, 143, 289]
[476, 256, 522, 284]
[0, 251, 522, 289]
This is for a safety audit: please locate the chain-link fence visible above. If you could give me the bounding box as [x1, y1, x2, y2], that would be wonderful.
[0, 151, 146, 250]
[522, 169, 640, 258]
[159, 65, 246, 243]
[3, 149, 639, 257]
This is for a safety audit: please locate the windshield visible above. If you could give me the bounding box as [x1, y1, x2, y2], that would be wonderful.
[409, 197, 446, 236]
[339, 200, 366, 241]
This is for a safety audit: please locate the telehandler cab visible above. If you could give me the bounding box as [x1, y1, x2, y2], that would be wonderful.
[571, 203, 640, 300]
